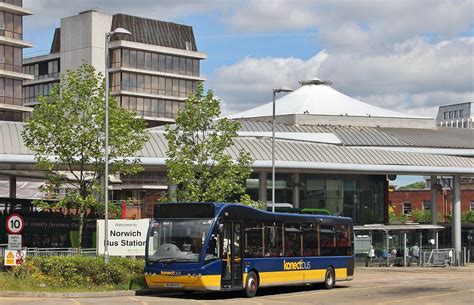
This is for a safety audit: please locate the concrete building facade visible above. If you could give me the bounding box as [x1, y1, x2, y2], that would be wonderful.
[0, 0, 33, 121]
[437, 102, 473, 129]
[22, 10, 207, 126]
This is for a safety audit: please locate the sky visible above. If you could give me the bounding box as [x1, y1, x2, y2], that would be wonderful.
[23, 0, 474, 117]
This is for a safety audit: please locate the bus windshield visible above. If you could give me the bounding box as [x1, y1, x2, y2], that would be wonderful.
[147, 219, 215, 263]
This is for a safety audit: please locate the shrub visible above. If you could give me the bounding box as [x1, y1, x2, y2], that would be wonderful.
[410, 209, 431, 223]
[9, 256, 145, 289]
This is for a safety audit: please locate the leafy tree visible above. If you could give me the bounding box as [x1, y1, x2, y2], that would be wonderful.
[22, 63, 148, 252]
[410, 209, 432, 223]
[165, 83, 253, 202]
[397, 181, 426, 190]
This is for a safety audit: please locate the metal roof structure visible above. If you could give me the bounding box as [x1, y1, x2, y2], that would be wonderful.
[236, 121, 474, 149]
[1, 122, 473, 175]
[110, 14, 197, 51]
[227, 79, 427, 119]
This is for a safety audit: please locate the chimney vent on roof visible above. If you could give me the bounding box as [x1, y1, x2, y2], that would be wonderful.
[299, 78, 333, 86]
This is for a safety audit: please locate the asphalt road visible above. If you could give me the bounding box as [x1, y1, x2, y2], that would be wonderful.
[2, 266, 473, 305]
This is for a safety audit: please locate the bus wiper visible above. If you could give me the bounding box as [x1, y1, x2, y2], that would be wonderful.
[157, 258, 177, 263]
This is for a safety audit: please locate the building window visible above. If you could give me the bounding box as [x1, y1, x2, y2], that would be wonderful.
[403, 202, 412, 214]
[423, 201, 431, 211]
[471, 201, 474, 211]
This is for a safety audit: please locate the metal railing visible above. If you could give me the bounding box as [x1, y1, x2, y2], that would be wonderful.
[422, 248, 454, 267]
[25, 247, 97, 257]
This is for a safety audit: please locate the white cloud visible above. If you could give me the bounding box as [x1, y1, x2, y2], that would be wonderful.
[209, 52, 328, 115]
[24, 0, 225, 29]
[212, 37, 473, 115]
[226, 0, 473, 50]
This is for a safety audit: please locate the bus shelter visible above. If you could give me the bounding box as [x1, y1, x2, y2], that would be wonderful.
[354, 224, 445, 267]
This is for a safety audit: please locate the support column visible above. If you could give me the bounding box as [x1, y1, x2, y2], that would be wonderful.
[430, 175, 438, 225]
[430, 175, 439, 249]
[258, 172, 267, 206]
[403, 232, 407, 267]
[9, 176, 16, 212]
[452, 175, 461, 266]
[292, 173, 300, 208]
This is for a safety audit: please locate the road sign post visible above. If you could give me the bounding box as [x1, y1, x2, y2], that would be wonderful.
[5, 213, 25, 234]
[8, 234, 22, 250]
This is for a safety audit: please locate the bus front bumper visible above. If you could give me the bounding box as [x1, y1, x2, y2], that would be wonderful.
[145, 273, 221, 291]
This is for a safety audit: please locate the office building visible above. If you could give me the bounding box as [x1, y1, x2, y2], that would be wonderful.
[0, 0, 33, 121]
[437, 102, 473, 128]
[23, 10, 206, 126]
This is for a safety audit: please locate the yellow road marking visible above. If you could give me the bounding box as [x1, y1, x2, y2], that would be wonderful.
[70, 299, 81, 305]
[127, 296, 149, 305]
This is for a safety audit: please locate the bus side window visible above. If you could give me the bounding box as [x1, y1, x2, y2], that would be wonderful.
[264, 222, 283, 257]
[336, 224, 351, 256]
[302, 223, 318, 257]
[284, 223, 302, 257]
[320, 225, 336, 256]
[244, 220, 263, 258]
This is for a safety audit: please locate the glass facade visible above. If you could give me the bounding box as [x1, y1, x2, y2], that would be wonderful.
[0, 10, 23, 40]
[23, 59, 59, 80]
[109, 48, 202, 122]
[0, 77, 22, 105]
[111, 72, 197, 98]
[111, 48, 200, 76]
[22, 59, 60, 105]
[1, 0, 29, 122]
[246, 173, 386, 225]
[0, 45, 22, 72]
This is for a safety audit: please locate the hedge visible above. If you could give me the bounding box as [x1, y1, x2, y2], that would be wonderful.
[6, 256, 145, 289]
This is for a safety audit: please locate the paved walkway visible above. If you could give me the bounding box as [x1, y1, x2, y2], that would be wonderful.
[1, 266, 473, 304]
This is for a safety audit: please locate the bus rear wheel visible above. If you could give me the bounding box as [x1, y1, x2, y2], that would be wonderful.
[243, 271, 258, 298]
[323, 267, 335, 289]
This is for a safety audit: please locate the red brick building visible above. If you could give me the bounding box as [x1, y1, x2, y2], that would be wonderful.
[389, 189, 474, 222]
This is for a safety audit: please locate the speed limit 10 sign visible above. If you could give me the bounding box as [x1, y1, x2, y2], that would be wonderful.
[6, 214, 24, 234]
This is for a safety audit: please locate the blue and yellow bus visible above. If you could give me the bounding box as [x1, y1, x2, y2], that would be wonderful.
[145, 203, 354, 297]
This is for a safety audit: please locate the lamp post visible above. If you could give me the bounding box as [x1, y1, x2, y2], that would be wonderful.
[271, 86, 293, 213]
[104, 27, 132, 264]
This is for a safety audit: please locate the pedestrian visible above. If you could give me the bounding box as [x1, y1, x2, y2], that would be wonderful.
[410, 243, 420, 265]
[379, 248, 389, 266]
[366, 245, 375, 267]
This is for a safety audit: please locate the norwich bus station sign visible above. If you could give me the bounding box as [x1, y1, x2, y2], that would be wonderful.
[97, 219, 149, 256]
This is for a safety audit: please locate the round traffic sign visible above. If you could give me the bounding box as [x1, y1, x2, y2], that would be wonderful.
[6, 214, 24, 234]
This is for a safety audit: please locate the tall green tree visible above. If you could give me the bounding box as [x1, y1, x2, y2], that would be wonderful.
[22, 63, 149, 252]
[165, 83, 253, 202]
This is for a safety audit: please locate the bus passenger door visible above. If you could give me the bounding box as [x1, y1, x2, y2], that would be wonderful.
[220, 221, 243, 289]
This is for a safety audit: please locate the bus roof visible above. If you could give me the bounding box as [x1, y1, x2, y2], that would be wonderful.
[154, 202, 352, 225]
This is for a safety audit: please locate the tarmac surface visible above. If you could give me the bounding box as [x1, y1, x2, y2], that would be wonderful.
[1, 266, 473, 304]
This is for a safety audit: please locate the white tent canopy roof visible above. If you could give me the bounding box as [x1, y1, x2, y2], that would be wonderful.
[227, 78, 427, 119]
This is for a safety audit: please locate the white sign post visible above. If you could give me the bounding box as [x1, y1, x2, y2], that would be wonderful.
[8, 234, 22, 250]
[97, 219, 150, 256]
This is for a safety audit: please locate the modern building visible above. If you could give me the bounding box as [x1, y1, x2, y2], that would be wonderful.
[0, 0, 33, 122]
[22, 10, 206, 126]
[436, 102, 473, 129]
[1, 78, 473, 261]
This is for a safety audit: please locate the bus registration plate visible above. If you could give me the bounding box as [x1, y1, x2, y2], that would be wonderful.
[165, 283, 182, 288]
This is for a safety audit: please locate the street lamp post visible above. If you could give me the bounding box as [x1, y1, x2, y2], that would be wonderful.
[104, 28, 132, 264]
[271, 86, 293, 213]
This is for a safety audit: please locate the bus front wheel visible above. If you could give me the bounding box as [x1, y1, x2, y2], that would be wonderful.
[243, 271, 258, 298]
[323, 267, 335, 289]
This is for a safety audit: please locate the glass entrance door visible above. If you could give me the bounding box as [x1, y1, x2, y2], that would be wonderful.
[220, 221, 242, 288]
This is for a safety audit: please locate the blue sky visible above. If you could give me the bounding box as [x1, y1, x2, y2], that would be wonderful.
[23, 1, 473, 187]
